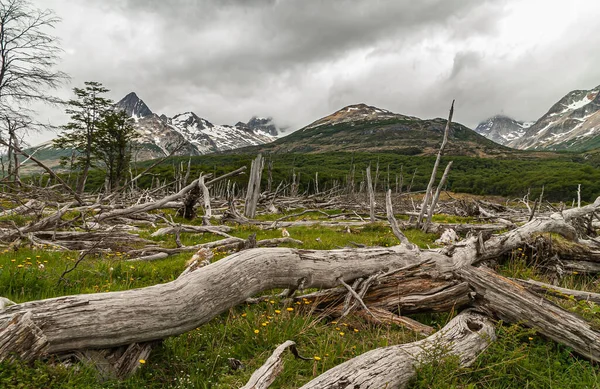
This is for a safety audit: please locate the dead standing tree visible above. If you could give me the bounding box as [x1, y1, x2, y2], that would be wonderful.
[244, 154, 264, 218]
[417, 100, 454, 230]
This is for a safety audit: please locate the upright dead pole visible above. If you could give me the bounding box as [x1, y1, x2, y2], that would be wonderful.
[417, 100, 454, 229]
[578, 184, 581, 208]
[366, 164, 376, 222]
[267, 158, 273, 193]
[424, 161, 453, 228]
[199, 175, 212, 226]
[244, 154, 264, 218]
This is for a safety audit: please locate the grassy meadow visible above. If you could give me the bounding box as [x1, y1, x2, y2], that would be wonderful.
[1, 206, 600, 388]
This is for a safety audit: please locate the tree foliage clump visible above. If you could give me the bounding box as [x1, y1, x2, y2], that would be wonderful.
[54, 81, 136, 193]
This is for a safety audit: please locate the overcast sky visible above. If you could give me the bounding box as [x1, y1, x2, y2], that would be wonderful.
[28, 0, 600, 143]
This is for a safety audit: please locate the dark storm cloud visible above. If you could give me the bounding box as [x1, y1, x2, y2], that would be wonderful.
[77, 0, 498, 125]
[29, 0, 600, 143]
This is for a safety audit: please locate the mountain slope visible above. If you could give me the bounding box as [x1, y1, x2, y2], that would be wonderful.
[474, 115, 533, 146]
[252, 103, 512, 157]
[508, 85, 600, 151]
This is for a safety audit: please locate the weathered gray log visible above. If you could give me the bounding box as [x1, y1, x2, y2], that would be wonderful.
[150, 225, 232, 237]
[241, 340, 309, 389]
[515, 278, 600, 304]
[0, 245, 429, 360]
[457, 266, 600, 362]
[1, 202, 75, 241]
[0, 199, 44, 217]
[300, 310, 494, 389]
[97, 178, 204, 222]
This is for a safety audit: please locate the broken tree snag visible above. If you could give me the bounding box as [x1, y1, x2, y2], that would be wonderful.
[425, 160, 453, 229]
[366, 164, 375, 222]
[299, 310, 495, 389]
[244, 154, 264, 218]
[179, 174, 203, 220]
[199, 175, 212, 225]
[385, 189, 413, 247]
[417, 100, 454, 229]
[0, 245, 426, 359]
[457, 266, 600, 362]
[241, 340, 310, 389]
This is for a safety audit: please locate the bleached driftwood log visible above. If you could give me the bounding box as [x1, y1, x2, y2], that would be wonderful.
[300, 310, 494, 389]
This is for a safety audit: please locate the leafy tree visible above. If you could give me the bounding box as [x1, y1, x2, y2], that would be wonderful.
[94, 109, 135, 191]
[54, 82, 113, 194]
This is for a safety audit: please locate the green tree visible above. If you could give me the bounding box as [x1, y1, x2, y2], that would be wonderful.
[54, 82, 113, 194]
[94, 109, 135, 191]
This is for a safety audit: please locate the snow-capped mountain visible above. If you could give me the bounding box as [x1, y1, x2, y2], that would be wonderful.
[477, 85, 600, 151]
[170, 111, 273, 154]
[509, 85, 600, 150]
[244, 116, 284, 137]
[113, 93, 276, 159]
[474, 115, 533, 146]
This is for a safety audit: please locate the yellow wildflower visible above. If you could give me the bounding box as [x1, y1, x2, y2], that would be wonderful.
[313, 356, 321, 361]
[286, 307, 294, 312]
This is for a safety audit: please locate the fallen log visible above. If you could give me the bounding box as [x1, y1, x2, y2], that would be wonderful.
[300, 310, 494, 389]
[457, 266, 600, 362]
[0, 245, 424, 360]
[515, 278, 600, 304]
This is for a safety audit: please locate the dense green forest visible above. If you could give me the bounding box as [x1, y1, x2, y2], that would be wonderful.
[78, 151, 600, 202]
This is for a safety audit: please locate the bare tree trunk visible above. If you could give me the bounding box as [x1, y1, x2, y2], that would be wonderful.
[244, 154, 264, 218]
[424, 161, 453, 229]
[199, 175, 211, 226]
[417, 100, 454, 228]
[366, 165, 375, 222]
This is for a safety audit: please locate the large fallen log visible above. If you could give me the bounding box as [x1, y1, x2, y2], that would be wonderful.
[0, 245, 426, 360]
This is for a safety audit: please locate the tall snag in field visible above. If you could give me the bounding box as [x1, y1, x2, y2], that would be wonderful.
[244, 154, 264, 218]
[417, 100, 454, 230]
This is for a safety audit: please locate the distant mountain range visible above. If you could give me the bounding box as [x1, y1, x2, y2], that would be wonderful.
[23, 83, 600, 172]
[247, 103, 513, 157]
[475, 85, 600, 151]
[115, 92, 280, 160]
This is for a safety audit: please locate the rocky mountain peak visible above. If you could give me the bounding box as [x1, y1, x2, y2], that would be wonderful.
[508, 84, 600, 150]
[246, 116, 279, 136]
[115, 92, 153, 119]
[474, 115, 532, 146]
[303, 103, 415, 130]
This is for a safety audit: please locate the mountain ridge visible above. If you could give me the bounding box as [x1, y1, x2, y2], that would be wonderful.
[475, 84, 600, 151]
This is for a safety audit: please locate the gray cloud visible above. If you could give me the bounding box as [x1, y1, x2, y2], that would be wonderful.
[28, 0, 600, 143]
